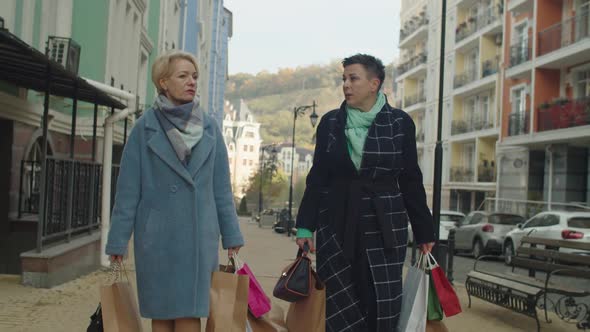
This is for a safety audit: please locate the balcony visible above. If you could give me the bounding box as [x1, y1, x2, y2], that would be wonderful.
[508, 0, 533, 14]
[537, 97, 590, 132]
[404, 91, 426, 108]
[507, 112, 530, 136]
[450, 167, 475, 182]
[538, 12, 589, 56]
[400, 12, 429, 48]
[451, 118, 493, 135]
[397, 52, 427, 77]
[454, 67, 478, 89]
[508, 42, 531, 67]
[455, 5, 503, 43]
[478, 161, 496, 182]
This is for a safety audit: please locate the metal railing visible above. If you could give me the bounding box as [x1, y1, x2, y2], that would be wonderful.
[18, 161, 42, 217]
[478, 165, 496, 182]
[404, 91, 426, 107]
[451, 118, 493, 135]
[509, 42, 531, 67]
[400, 14, 429, 41]
[455, 5, 503, 43]
[450, 167, 475, 182]
[397, 53, 427, 75]
[538, 12, 590, 56]
[508, 111, 529, 136]
[454, 67, 479, 88]
[477, 197, 590, 219]
[537, 97, 590, 132]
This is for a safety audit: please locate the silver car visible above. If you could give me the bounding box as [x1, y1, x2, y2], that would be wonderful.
[408, 210, 465, 243]
[454, 211, 525, 258]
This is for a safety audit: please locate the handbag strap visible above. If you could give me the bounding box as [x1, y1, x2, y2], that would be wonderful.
[297, 242, 311, 257]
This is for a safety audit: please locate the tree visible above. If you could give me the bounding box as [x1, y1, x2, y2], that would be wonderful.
[237, 196, 250, 216]
[244, 166, 288, 211]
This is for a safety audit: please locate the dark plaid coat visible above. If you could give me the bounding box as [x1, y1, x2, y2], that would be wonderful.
[296, 101, 435, 332]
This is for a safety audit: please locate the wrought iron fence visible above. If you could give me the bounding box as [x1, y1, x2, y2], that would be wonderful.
[538, 12, 590, 56]
[450, 167, 475, 182]
[451, 118, 493, 135]
[404, 91, 426, 107]
[455, 5, 503, 43]
[508, 112, 529, 136]
[400, 14, 429, 41]
[454, 67, 479, 88]
[397, 53, 427, 75]
[537, 97, 590, 132]
[509, 42, 531, 67]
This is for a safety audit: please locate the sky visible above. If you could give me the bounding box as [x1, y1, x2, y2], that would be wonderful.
[224, 0, 401, 75]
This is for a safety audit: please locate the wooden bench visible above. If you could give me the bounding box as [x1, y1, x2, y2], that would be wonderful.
[465, 236, 590, 331]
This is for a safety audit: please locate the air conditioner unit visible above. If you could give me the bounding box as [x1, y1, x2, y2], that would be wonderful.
[46, 36, 81, 75]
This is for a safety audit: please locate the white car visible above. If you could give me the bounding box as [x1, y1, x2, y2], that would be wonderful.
[502, 211, 590, 265]
[408, 210, 465, 243]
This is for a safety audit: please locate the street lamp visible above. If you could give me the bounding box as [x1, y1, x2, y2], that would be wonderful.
[258, 144, 278, 216]
[287, 101, 318, 237]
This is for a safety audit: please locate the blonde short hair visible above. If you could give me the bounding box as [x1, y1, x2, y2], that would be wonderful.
[151, 50, 199, 94]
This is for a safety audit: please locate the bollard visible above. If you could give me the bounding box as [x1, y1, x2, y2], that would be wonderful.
[447, 228, 455, 284]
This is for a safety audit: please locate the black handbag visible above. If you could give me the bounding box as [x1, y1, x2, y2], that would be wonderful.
[273, 246, 312, 302]
[87, 303, 103, 332]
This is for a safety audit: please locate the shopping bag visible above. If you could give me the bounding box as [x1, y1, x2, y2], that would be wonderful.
[234, 254, 272, 318]
[426, 320, 450, 332]
[427, 253, 462, 317]
[286, 270, 325, 332]
[398, 253, 429, 332]
[427, 274, 444, 321]
[100, 262, 143, 332]
[206, 260, 250, 332]
[246, 305, 288, 332]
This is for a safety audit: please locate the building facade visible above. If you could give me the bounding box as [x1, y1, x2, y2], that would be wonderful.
[274, 143, 314, 184]
[223, 100, 262, 197]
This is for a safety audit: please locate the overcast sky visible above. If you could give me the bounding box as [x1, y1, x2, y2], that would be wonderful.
[224, 0, 401, 75]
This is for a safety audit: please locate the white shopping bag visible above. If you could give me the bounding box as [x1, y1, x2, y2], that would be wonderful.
[398, 253, 429, 332]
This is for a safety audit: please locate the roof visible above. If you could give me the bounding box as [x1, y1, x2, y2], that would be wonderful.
[0, 28, 126, 109]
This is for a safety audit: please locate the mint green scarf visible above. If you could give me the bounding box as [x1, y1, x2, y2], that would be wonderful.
[345, 92, 386, 170]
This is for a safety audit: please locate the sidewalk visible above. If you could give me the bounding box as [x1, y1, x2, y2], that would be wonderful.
[0, 217, 575, 331]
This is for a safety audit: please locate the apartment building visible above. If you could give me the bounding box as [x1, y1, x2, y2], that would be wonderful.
[497, 0, 590, 206]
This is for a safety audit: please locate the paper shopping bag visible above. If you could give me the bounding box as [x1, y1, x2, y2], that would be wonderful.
[246, 305, 288, 332]
[286, 270, 325, 332]
[427, 274, 444, 321]
[234, 255, 272, 318]
[100, 281, 143, 332]
[398, 254, 429, 332]
[206, 267, 250, 332]
[428, 253, 462, 317]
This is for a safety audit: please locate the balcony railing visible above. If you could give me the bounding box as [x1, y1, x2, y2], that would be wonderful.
[400, 14, 429, 41]
[404, 91, 426, 107]
[451, 118, 493, 135]
[478, 162, 496, 182]
[455, 5, 503, 43]
[450, 167, 475, 182]
[397, 53, 427, 75]
[482, 57, 500, 77]
[454, 67, 479, 88]
[538, 12, 590, 56]
[507, 111, 530, 136]
[509, 42, 531, 67]
[537, 97, 590, 132]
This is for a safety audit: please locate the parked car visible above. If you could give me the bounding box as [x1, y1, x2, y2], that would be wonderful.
[408, 210, 465, 244]
[454, 211, 525, 258]
[502, 211, 590, 265]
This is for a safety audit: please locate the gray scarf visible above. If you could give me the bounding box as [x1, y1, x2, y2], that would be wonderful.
[153, 94, 204, 165]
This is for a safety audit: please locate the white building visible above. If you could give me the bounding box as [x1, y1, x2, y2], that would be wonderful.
[275, 143, 314, 183]
[223, 100, 262, 197]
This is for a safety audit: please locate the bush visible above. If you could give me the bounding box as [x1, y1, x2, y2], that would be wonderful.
[237, 196, 250, 216]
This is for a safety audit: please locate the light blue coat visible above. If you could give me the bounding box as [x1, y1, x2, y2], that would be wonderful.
[105, 108, 244, 319]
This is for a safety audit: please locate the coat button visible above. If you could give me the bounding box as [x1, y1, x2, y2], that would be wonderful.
[170, 185, 178, 193]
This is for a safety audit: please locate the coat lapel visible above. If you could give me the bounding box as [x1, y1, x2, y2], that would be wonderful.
[187, 117, 215, 179]
[145, 110, 195, 186]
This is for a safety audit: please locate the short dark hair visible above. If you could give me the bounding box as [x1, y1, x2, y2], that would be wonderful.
[342, 54, 385, 91]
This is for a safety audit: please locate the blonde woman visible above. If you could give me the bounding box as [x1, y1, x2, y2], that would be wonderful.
[106, 50, 244, 332]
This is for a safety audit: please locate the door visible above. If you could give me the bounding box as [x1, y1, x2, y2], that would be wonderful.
[536, 213, 562, 241]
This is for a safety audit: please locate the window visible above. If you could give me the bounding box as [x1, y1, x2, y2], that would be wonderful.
[464, 97, 476, 127]
[470, 213, 484, 225]
[523, 216, 543, 228]
[568, 217, 590, 228]
[511, 86, 526, 114]
[245, 131, 254, 138]
[243, 145, 248, 152]
[463, 143, 475, 170]
[540, 214, 560, 227]
[243, 159, 247, 165]
[250, 145, 254, 152]
[576, 69, 590, 98]
[249, 160, 253, 166]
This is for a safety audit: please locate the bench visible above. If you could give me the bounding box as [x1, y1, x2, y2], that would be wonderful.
[465, 236, 590, 331]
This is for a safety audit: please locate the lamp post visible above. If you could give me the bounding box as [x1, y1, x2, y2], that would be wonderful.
[258, 144, 278, 216]
[287, 101, 319, 237]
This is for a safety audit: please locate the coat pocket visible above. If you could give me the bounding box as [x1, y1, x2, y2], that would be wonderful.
[141, 208, 162, 249]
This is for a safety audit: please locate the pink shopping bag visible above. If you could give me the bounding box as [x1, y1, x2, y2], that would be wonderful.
[235, 254, 272, 318]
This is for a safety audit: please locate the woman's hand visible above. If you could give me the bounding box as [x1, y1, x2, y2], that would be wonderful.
[228, 246, 242, 258]
[418, 242, 435, 254]
[110, 255, 123, 263]
[296, 238, 315, 254]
